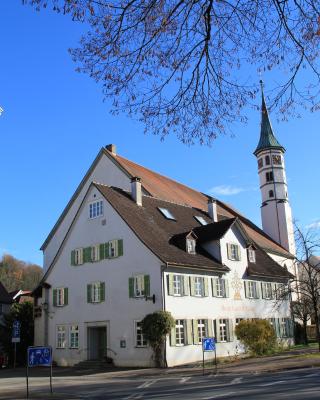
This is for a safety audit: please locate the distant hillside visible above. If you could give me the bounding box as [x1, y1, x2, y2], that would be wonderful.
[0, 254, 43, 292]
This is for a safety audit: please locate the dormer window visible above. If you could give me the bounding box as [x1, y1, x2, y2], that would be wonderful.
[158, 207, 176, 220]
[187, 238, 196, 254]
[248, 248, 256, 263]
[227, 243, 241, 261]
[194, 216, 208, 226]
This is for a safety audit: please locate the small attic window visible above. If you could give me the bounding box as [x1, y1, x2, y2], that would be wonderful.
[194, 216, 208, 226]
[248, 248, 256, 263]
[158, 207, 176, 220]
[187, 238, 196, 254]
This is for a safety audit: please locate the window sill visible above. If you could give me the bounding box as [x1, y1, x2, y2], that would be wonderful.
[135, 345, 148, 348]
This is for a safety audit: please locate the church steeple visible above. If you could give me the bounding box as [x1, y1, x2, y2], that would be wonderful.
[254, 81, 285, 156]
[254, 81, 296, 255]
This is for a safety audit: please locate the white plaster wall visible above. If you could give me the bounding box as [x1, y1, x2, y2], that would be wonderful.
[44, 186, 163, 367]
[43, 153, 132, 271]
[165, 225, 291, 367]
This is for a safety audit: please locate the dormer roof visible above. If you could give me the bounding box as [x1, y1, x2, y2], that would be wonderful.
[254, 82, 285, 156]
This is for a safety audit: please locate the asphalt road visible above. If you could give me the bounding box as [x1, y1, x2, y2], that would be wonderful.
[1, 367, 320, 399]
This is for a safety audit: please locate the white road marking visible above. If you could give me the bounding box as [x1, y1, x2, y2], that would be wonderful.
[137, 379, 158, 389]
[304, 373, 319, 378]
[260, 380, 285, 386]
[201, 392, 236, 399]
[230, 377, 242, 384]
[123, 394, 143, 400]
[180, 377, 191, 384]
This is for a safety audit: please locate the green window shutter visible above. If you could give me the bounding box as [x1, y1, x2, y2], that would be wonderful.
[224, 279, 229, 298]
[129, 277, 134, 298]
[192, 319, 199, 344]
[84, 247, 92, 263]
[71, 250, 76, 266]
[64, 288, 68, 306]
[237, 245, 241, 260]
[183, 275, 189, 296]
[226, 243, 231, 260]
[274, 318, 281, 338]
[227, 319, 234, 342]
[118, 239, 123, 257]
[212, 278, 218, 297]
[204, 278, 209, 297]
[53, 289, 57, 307]
[207, 319, 213, 337]
[144, 275, 150, 297]
[99, 244, 105, 260]
[255, 282, 261, 299]
[105, 242, 110, 259]
[190, 276, 195, 296]
[261, 283, 265, 299]
[168, 274, 174, 296]
[170, 326, 176, 346]
[100, 282, 105, 302]
[244, 281, 248, 298]
[185, 320, 193, 345]
[87, 284, 92, 303]
[216, 320, 221, 342]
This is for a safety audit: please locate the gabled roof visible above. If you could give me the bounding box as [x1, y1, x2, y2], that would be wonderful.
[41, 145, 293, 259]
[0, 281, 13, 304]
[95, 183, 228, 271]
[193, 219, 237, 243]
[254, 83, 285, 156]
[247, 247, 293, 279]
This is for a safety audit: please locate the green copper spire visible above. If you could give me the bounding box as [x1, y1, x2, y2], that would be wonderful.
[254, 81, 285, 156]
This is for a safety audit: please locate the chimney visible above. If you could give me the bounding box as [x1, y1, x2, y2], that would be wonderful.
[208, 197, 217, 222]
[106, 144, 116, 155]
[131, 177, 142, 206]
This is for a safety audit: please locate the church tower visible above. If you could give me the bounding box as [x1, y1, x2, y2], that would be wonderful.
[254, 82, 296, 255]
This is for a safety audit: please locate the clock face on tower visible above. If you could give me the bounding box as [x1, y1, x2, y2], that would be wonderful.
[272, 155, 282, 165]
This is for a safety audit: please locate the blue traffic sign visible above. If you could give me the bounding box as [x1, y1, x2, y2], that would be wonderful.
[202, 337, 216, 352]
[12, 320, 20, 343]
[27, 346, 52, 367]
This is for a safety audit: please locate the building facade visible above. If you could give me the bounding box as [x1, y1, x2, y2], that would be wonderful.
[34, 100, 296, 367]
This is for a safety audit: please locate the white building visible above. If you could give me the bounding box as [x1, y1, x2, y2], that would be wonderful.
[34, 96, 297, 367]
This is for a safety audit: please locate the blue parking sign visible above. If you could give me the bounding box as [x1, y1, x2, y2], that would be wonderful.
[12, 320, 20, 343]
[27, 346, 52, 367]
[202, 337, 215, 352]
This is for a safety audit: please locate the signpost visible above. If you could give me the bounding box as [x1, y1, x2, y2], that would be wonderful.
[12, 320, 20, 368]
[202, 337, 217, 375]
[26, 346, 53, 398]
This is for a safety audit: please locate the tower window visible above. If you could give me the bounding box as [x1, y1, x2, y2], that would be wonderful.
[258, 158, 263, 169]
[269, 190, 274, 198]
[266, 171, 274, 182]
[272, 155, 282, 165]
[265, 155, 270, 165]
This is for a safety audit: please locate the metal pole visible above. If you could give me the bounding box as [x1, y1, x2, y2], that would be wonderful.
[14, 342, 16, 369]
[26, 364, 29, 399]
[203, 348, 205, 376]
[50, 361, 53, 393]
[214, 347, 217, 373]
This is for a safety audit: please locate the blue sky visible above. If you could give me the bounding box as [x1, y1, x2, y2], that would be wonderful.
[0, 2, 319, 266]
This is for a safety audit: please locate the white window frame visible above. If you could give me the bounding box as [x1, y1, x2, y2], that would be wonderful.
[173, 275, 183, 296]
[69, 325, 79, 349]
[134, 275, 145, 297]
[187, 238, 196, 254]
[56, 288, 65, 307]
[135, 321, 147, 347]
[229, 243, 240, 261]
[216, 278, 225, 298]
[175, 319, 185, 346]
[247, 281, 257, 299]
[109, 240, 118, 258]
[263, 282, 273, 300]
[248, 248, 256, 263]
[74, 248, 83, 265]
[197, 319, 206, 345]
[91, 282, 101, 303]
[91, 245, 100, 262]
[56, 325, 66, 349]
[194, 276, 204, 297]
[219, 319, 228, 342]
[89, 200, 104, 219]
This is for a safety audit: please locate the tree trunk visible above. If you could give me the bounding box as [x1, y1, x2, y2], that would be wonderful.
[303, 319, 309, 346]
[313, 308, 320, 352]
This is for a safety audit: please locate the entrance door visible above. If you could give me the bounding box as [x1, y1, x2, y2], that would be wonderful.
[88, 327, 107, 360]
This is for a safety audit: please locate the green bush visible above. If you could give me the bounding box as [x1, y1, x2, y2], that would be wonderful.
[142, 311, 175, 367]
[235, 319, 277, 356]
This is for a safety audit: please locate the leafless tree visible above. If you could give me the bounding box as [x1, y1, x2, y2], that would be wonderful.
[24, 1, 320, 144]
[276, 225, 320, 350]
